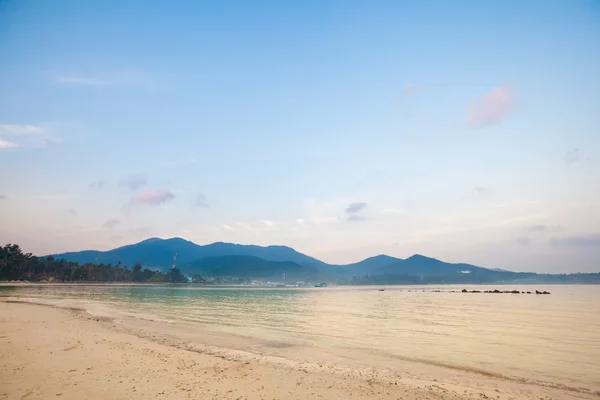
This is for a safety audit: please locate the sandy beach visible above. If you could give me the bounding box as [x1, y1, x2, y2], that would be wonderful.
[1, 301, 598, 400]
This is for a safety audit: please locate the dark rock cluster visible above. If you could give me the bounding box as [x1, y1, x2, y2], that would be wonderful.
[460, 289, 550, 294]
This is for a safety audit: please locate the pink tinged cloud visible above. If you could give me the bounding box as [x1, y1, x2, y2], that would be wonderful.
[0, 138, 18, 149]
[131, 188, 175, 206]
[467, 86, 516, 128]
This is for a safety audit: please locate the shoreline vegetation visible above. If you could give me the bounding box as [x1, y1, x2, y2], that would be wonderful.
[1, 300, 598, 399]
[0, 244, 187, 284]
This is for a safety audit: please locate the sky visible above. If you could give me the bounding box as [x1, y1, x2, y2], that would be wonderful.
[1, 0, 599, 273]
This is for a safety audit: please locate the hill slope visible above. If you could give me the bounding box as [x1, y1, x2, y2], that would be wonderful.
[182, 255, 321, 280]
[367, 254, 528, 283]
[332, 254, 403, 276]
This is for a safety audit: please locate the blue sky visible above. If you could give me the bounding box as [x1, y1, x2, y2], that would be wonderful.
[1, 0, 599, 272]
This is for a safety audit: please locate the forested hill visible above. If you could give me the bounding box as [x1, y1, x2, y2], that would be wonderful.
[1, 238, 598, 284]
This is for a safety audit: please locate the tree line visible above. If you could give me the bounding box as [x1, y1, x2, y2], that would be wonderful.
[0, 244, 187, 283]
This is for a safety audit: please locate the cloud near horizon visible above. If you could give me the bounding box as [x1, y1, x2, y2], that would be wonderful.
[345, 202, 368, 214]
[549, 234, 600, 248]
[221, 224, 237, 232]
[0, 195, 7, 200]
[130, 188, 175, 206]
[347, 214, 367, 223]
[345, 202, 368, 222]
[467, 86, 516, 128]
[102, 219, 120, 229]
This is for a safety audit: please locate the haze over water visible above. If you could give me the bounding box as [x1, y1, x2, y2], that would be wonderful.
[3, 284, 599, 393]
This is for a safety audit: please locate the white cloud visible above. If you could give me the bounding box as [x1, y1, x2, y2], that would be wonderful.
[467, 86, 516, 128]
[0, 138, 18, 149]
[0, 124, 63, 148]
[0, 124, 45, 136]
[221, 224, 237, 232]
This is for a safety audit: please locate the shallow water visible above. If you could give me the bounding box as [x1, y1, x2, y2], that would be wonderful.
[2, 284, 599, 392]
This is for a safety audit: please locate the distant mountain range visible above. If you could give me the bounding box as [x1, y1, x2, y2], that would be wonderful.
[49, 237, 600, 284]
[51, 237, 325, 269]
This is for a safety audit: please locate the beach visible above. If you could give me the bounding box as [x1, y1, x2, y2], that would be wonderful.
[0, 301, 448, 400]
[2, 297, 599, 400]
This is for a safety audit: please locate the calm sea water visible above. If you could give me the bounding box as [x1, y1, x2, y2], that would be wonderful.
[2, 284, 599, 392]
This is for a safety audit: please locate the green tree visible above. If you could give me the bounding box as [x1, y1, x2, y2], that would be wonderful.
[169, 267, 186, 283]
[132, 262, 143, 282]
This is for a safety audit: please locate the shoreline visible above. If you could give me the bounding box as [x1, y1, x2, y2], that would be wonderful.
[2, 281, 596, 288]
[1, 299, 598, 399]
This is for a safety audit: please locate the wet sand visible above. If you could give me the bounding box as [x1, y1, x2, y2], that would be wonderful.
[1, 301, 597, 400]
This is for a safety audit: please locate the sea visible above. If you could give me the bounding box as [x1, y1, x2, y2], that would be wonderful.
[2, 284, 599, 394]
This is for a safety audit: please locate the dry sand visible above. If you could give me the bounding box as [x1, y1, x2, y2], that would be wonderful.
[1, 301, 597, 400]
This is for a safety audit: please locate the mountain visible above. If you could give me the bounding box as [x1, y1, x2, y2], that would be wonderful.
[48, 237, 547, 283]
[331, 254, 402, 276]
[49, 237, 326, 270]
[379, 254, 491, 276]
[352, 254, 531, 284]
[181, 255, 321, 280]
[187, 241, 326, 268]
